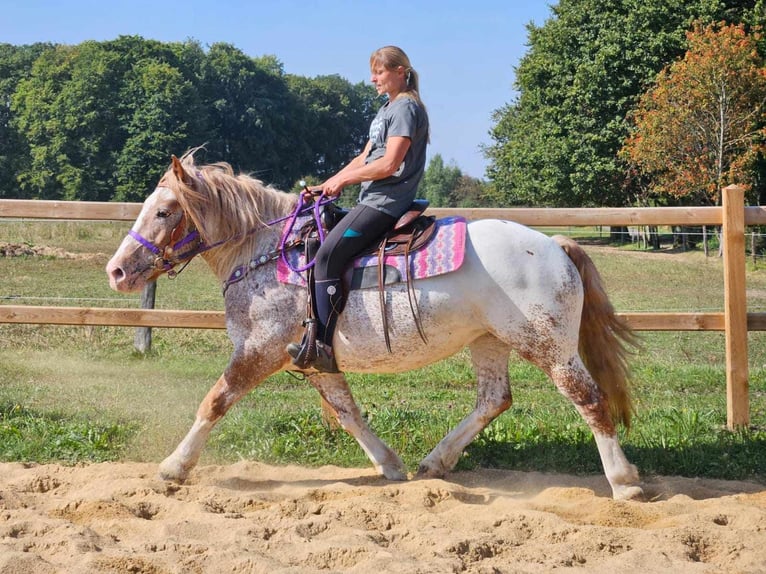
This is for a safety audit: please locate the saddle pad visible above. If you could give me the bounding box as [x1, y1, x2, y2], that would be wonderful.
[276, 216, 467, 288]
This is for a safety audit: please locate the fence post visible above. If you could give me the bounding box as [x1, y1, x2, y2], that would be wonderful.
[134, 281, 156, 353]
[722, 184, 749, 428]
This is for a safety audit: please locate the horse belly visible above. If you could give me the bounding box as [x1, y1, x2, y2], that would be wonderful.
[335, 282, 482, 373]
[331, 219, 583, 374]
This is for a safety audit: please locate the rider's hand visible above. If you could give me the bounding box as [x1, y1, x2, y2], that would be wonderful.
[302, 186, 320, 201]
[319, 175, 345, 198]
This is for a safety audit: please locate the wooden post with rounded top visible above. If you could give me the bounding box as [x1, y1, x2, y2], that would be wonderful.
[722, 184, 749, 428]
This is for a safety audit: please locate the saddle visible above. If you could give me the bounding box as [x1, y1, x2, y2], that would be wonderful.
[298, 199, 436, 356]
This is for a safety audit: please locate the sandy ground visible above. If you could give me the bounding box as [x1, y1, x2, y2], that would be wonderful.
[0, 462, 765, 573]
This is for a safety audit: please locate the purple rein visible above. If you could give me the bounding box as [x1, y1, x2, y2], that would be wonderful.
[279, 192, 330, 274]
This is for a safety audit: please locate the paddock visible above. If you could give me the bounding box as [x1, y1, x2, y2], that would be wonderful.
[0, 185, 763, 428]
[3, 189, 766, 572]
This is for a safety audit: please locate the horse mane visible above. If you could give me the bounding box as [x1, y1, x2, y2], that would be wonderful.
[162, 149, 297, 278]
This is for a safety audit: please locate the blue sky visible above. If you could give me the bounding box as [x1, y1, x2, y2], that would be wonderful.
[1, 0, 553, 179]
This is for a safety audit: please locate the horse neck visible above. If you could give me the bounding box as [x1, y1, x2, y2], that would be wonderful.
[196, 187, 296, 282]
[201, 226, 283, 281]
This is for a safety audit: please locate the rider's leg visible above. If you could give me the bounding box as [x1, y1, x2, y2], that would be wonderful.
[304, 204, 395, 371]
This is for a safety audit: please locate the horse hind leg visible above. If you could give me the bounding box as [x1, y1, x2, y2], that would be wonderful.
[548, 355, 643, 500]
[418, 334, 512, 478]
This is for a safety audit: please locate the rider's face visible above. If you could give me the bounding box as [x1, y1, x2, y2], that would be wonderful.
[370, 65, 406, 99]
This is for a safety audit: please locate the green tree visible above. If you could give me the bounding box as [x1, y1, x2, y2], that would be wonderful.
[114, 60, 202, 201]
[287, 74, 378, 180]
[486, 0, 754, 207]
[198, 45, 301, 187]
[622, 22, 766, 205]
[420, 154, 462, 207]
[453, 175, 495, 207]
[12, 37, 203, 201]
[0, 43, 53, 198]
[4, 36, 386, 201]
[13, 43, 116, 199]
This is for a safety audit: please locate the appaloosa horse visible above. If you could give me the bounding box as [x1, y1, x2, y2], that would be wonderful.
[106, 152, 643, 500]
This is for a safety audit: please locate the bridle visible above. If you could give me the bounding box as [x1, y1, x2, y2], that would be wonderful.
[125, 188, 335, 279]
[128, 223, 201, 278]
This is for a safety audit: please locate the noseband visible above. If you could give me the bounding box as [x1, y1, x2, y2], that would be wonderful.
[128, 226, 201, 278]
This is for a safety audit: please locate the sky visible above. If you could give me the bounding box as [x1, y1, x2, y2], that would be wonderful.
[0, 0, 554, 179]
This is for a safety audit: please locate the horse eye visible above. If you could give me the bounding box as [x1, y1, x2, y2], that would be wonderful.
[157, 209, 171, 219]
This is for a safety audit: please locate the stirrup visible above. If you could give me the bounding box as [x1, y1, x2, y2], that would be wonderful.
[288, 319, 318, 369]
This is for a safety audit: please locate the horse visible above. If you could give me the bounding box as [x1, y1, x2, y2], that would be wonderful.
[106, 152, 644, 500]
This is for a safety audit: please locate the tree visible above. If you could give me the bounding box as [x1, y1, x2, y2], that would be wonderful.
[2, 37, 391, 200]
[452, 175, 495, 207]
[198, 45, 307, 188]
[287, 74, 378, 180]
[0, 43, 53, 198]
[420, 154, 461, 207]
[621, 22, 766, 205]
[114, 60, 202, 201]
[11, 37, 204, 201]
[12, 42, 124, 200]
[485, 0, 755, 207]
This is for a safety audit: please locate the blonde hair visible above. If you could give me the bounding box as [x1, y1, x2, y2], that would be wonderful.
[370, 45, 427, 111]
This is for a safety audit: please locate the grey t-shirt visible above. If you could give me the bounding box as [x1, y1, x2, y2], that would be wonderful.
[358, 96, 429, 218]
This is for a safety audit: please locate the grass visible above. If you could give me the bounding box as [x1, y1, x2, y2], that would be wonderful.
[0, 401, 134, 463]
[1, 221, 766, 482]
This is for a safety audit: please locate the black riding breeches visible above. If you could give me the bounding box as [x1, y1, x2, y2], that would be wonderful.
[313, 203, 396, 345]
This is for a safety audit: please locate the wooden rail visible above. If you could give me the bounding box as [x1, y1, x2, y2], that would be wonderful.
[0, 306, 756, 332]
[1, 186, 763, 428]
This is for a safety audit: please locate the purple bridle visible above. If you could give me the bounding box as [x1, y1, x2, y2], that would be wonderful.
[127, 227, 201, 276]
[126, 191, 334, 278]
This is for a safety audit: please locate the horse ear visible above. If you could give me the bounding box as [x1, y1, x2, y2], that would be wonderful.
[171, 155, 192, 185]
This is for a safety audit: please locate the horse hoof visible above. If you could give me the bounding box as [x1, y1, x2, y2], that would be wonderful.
[158, 459, 189, 484]
[379, 465, 407, 481]
[415, 463, 446, 479]
[613, 484, 645, 501]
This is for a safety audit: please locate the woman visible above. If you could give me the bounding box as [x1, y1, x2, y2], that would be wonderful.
[288, 45, 430, 372]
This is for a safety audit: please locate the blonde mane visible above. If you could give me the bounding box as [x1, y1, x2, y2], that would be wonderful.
[162, 152, 298, 279]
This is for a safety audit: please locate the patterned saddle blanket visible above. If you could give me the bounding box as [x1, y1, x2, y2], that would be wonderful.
[276, 215, 468, 289]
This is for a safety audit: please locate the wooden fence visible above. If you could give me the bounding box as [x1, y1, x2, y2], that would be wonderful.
[1, 185, 764, 429]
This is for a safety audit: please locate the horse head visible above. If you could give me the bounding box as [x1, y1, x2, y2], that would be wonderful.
[106, 155, 202, 292]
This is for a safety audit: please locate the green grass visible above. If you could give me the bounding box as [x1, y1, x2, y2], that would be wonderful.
[1, 221, 766, 482]
[0, 401, 135, 463]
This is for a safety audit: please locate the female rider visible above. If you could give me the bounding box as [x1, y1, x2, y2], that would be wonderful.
[287, 45, 430, 372]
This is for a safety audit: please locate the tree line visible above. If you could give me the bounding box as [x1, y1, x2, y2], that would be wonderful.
[0, 37, 379, 202]
[486, 0, 766, 209]
[0, 36, 495, 207]
[4, 1, 766, 211]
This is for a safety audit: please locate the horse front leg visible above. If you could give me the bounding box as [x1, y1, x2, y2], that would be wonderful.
[418, 335, 512, 478]
[308, 372, 407, 481]
[159, 351, 274, 483]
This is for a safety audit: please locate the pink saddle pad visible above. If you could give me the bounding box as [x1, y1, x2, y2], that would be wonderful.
[277, 216, 467, 288]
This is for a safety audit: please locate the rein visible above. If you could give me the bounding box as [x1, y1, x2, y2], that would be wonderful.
[127, 191, 335, 280]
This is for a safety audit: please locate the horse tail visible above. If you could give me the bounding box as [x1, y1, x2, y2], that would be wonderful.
[553, 235, 639, 428]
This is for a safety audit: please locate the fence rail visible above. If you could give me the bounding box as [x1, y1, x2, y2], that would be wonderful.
[0, 186, 762, 428]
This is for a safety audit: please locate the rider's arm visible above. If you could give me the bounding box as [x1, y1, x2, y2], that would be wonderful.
[316, 136, 411, 197]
